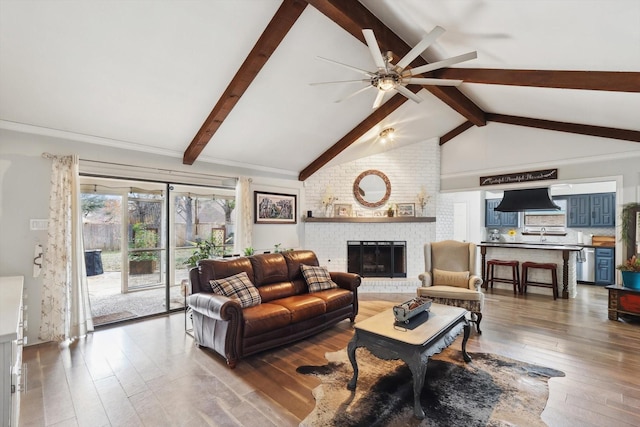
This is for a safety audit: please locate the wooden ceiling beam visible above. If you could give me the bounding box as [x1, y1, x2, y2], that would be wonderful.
[182, 0, 307, 165]
[305, 0, 486, 127]
[487, 113, 640, 143]
[440, 121, 474, 145]
[298, 92, 411, 181]
[432, 69, 640, 92]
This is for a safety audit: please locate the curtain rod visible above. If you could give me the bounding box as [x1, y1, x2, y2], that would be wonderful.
[80, 158, 236, 180]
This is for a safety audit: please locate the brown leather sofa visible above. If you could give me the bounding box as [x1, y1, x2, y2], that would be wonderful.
[187, 250, 361, 368]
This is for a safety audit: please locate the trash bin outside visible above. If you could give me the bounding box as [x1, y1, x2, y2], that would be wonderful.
[85, 249, 104, 276]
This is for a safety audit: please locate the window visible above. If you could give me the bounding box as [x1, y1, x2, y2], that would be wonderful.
[522, 199, 567, 233]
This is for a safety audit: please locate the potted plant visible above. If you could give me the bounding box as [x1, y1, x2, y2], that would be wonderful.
[617, 255, 640, 290]
[184, 238, 218, 268]
[387, 204, 395, 217]
[243, 247, 255, 256]
[129, 223, 159, 275]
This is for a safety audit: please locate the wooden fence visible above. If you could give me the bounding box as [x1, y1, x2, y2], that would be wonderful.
[83, 223, 229, 251]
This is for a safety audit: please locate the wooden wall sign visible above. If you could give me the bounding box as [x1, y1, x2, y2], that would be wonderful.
[480, 168, 558, 186]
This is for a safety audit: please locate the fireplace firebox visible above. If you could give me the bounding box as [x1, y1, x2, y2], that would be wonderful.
[347, 241, 406, 278]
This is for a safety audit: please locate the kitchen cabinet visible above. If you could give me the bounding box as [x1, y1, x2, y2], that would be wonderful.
[595, 248, 615, 285]
[1, 276, 24, 427]
[590, 193, 615, 227]
[485, 199, 518, 228]
[567, 193, 615, 228]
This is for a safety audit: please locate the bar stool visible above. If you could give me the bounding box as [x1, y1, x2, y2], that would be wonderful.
[521, 262, 558, 300]
[485, 259, 520, 294]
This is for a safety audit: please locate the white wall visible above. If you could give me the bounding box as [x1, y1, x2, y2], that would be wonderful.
[440, 123, 640, 204]
[303, 138, 440, 219]
[0, 129, 302, 345]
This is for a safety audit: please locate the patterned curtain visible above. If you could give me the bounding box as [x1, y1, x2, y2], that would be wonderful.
[39, 154, 94, 342]
[233, 176, 253, 254]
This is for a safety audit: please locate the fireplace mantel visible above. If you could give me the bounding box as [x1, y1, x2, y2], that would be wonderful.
[304, 217, 435, 223]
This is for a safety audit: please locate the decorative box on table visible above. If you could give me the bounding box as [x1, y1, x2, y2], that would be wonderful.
[393, 297, 432, 324]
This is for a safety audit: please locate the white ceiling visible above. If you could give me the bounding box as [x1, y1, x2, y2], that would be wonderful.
[1, 0, 639, 178]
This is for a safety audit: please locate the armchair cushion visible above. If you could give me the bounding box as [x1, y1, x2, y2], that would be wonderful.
[300, 264, 338, 292]
[433, 269, 470, 288]
[210, 272, 262, 308]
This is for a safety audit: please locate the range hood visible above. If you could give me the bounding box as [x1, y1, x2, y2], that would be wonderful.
[495, 187, 561, 212]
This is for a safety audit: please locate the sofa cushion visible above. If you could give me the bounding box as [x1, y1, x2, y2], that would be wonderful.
[433, 268, 470, 288]
[271, 295, 326, 323]
[242, 303, 292, 337]
[308, 288, 353, 312]
[250, 253, 289, 287]
[210, 272, 262, 308]
[300, 265, 338, 292]
[283, 250, 319, 281]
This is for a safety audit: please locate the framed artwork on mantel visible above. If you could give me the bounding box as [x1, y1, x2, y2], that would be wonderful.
[397, 203, 415, 217]
[334, 203, 353, 217]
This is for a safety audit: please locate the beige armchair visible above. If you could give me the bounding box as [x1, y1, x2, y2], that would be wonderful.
[417, 240, 484, 333]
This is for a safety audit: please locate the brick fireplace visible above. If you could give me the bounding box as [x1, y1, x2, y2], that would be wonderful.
[303, 219, 435, 292]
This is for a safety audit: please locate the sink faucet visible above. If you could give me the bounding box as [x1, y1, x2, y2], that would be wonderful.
[540, 227, 547, 242]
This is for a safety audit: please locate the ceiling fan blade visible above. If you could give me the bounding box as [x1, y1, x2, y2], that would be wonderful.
[317, 56, 374, 77]
[372, 90, 386, 109]
[394, 26, 445, 72]
[404, 51, 478, 76]
[405, 77, 463, 86]
[336, 85, 374, 103]
[394, 85, 423, 103]
[362, 29, 388, 71]
[310, 79, 369, 86]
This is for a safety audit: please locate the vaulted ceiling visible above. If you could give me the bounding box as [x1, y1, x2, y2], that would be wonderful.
[1, 0, 639, 180]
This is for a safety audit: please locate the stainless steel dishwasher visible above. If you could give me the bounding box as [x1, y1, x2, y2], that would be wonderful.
[577, 248, 595, 283]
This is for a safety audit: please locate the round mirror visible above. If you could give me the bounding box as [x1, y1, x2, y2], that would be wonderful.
[353, 170, 391, 208]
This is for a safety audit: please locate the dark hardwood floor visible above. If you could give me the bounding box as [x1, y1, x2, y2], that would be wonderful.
[19, 285, 640, 426]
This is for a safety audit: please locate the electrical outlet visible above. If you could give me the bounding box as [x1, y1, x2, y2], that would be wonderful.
[30, 219, 48, 230]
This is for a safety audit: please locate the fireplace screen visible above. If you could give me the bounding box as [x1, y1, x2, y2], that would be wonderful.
[347, 241, 406, 278]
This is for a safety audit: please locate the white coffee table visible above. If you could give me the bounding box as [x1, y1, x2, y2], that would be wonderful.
[347, 303, 471, 419]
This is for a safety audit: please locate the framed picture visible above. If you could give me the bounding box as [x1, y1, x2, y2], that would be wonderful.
[397, 203, 415, 217]
[334, 203, 353, 217]
[254, 191, 297, 224]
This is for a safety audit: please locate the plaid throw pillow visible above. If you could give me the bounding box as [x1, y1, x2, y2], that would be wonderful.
[300, 264, 338, 293]
[209, 272, 261, 308]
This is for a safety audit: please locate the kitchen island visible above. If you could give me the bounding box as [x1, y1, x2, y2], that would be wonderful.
[478, 242, 583, 299]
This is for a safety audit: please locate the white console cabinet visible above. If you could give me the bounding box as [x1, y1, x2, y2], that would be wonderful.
[0, 276, 24, 427]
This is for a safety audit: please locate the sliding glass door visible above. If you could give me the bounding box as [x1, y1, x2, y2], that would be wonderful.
[80, 176, 236, 326]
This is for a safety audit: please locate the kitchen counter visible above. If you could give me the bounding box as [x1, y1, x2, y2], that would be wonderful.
[479, 242, 583, 251]
[478, 243, 580, 299]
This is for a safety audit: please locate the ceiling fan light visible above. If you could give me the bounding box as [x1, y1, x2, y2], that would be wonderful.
[378, 77, 396, 91]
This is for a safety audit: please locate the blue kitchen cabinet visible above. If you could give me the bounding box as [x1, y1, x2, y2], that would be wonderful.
[590, 193, 615, 227]
[567, 195, 590, 227]
[595, 247, 614, 285]
[485, 199, 518, 228]
[567, 193, 615, 228]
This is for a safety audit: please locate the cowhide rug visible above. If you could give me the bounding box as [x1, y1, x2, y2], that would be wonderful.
[297, 346, 564, 427]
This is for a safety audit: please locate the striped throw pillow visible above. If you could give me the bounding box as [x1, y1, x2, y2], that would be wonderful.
[209, 272, 261, 308]
[300, 264, 338, 293]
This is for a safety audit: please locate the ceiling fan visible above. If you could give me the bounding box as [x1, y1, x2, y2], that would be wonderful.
[312, 27, 477, 109]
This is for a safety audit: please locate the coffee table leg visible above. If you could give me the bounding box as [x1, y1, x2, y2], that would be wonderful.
[346, 336, 358, 390]
[407, 356, 427, 419]
[462, 320, 471, 363]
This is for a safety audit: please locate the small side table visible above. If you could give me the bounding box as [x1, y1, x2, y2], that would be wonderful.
[605, 285, 640, 320]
